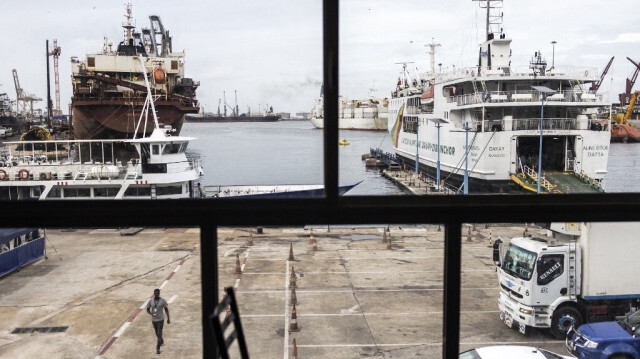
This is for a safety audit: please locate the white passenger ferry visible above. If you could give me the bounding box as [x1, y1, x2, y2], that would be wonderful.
[0, 57, 203, 200]
[388, 1, 610, 193]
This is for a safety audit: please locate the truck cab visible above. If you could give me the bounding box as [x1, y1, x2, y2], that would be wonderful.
[495, 231, 581, 338]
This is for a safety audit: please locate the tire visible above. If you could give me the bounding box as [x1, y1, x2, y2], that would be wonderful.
[608, 355, 632, 359]
[550, 306, 583, 339]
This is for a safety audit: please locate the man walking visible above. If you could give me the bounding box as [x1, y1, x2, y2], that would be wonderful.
[147, 288, 170, 354]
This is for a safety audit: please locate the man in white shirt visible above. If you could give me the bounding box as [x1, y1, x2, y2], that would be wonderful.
[146, 288, 170, 354]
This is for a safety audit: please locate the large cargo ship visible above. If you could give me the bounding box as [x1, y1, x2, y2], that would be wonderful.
[387, 0, 611, 193]
[0, 93, 25, 134]
[70, 4, 199, 139]
[186, 91, 279, 123]
[185, 109, 279, 123]
[310, 85, 388, 131]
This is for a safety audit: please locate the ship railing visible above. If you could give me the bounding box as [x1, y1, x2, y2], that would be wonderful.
[453, 89, 608, 106]
[521, 164, 554, 192]
[426, 65, 599, 83]
[507, 65, 599, 80]
[511, 118, 577, 131]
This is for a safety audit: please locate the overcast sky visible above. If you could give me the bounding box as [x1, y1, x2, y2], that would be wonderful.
[1, 0, 639, 115]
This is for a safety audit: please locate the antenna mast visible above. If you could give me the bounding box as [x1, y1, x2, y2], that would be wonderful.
[123, 3, 135, 44]
[424, 38, 441, 74]
[472, 0, 504, 40]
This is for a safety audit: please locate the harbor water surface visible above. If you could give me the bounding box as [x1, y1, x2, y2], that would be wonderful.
[182, 120, 639, 195]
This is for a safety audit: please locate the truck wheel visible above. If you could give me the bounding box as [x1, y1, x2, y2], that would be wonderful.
[550, 306, 583, 339]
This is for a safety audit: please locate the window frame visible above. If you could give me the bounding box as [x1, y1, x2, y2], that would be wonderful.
[2, 2, 640, 358]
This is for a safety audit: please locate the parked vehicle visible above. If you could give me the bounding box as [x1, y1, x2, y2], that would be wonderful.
[494, 222, 640, 339]
[460, 345, 572, 359]
[567, 309, 640, 359]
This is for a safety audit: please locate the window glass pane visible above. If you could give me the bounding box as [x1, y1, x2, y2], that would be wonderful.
[94, 186, 121, 198]
[180, 1, 323, 198]
[218, 224, 443, 357]
[0, 227, 203, 356]
[339, 1, 632, 196]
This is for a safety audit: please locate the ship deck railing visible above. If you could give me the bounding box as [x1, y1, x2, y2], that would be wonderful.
[0, 158, 197, 182]
[427, 65, 599, 84]
[520, 165, 555, 192]
[453, 89, 608, 107]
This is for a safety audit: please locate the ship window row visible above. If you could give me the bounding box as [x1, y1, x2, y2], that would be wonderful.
[47, 186, 120, 199]
[43, 184, 185, 199]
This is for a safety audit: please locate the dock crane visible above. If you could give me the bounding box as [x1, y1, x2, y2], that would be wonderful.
[619, 57, 640, 105]
[48, 39, 62, 116]
[12, 69, 42, 121]
[589, 56, 614, 93]
[613, 90, 639, 125]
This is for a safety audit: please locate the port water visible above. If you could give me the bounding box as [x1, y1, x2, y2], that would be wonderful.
[183, 121, 640, 195]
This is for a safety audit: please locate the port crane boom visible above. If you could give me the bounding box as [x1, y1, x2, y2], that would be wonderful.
[12, 69, 42, 121]
[48, 39, 62, 116]
[590, 56, 614, 93]
[620, 57, 640, 105]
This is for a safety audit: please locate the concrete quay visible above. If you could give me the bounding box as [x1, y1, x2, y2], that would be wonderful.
[0, 224, 570, 358]
[382, 169, 459, 195]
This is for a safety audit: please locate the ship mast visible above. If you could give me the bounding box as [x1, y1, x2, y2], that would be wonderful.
[122, 3, 135, 44]
[424, 38, 441, 75]
[472, 0, 504, 40]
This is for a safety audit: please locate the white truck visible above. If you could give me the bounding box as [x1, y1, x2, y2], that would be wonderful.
[494, 222, 640, 339]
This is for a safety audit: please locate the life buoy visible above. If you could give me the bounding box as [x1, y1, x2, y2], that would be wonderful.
[18, 169, 29, 180]
[0, 169, 6, 180]
[39, 172, 47, 180]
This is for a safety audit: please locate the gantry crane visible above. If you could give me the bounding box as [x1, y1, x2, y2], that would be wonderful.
[619, 57, 640, 105]
[590, 56, 614, 93]
[48, 39, 62, 116]
[12, 69, 42, 121]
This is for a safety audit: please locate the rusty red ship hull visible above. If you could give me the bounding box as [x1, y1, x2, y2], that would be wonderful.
[71, 99, 198, 139]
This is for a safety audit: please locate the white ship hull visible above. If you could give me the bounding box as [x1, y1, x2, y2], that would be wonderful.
[310, 115, 387, 130]
[389, 99, 610, 184]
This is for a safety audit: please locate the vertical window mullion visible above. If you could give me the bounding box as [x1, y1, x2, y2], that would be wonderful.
[201, 222, 218, 358]
[443, 222, 462, 358]
[323, 0, 339, 202]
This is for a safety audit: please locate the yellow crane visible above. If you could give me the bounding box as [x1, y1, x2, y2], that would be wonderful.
[613, 90, 639, 125]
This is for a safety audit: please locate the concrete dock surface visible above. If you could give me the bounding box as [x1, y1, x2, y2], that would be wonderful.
[0, 224, 571, 358]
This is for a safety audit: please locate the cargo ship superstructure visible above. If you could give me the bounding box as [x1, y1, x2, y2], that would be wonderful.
[70, 4, 199, 139]
[388, 1, 611, 193]
[310, 85, 388, 131]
